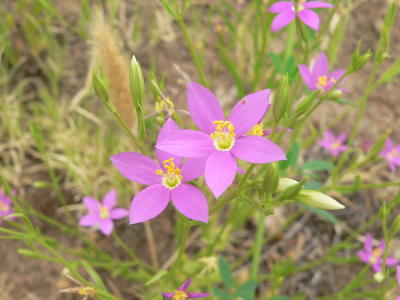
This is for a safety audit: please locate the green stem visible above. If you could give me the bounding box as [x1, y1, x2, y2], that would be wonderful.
[176, 17, 208, 86]
[250, 211, 266, 280]
[170, 219, 190, 275]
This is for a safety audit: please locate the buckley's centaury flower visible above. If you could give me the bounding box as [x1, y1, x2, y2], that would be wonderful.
[79, 189, 128, 236]
[319, 130, 347, 157]
[156, 82, 286, 198]
[162, 279, 209, 299]
[269, 0, 333, 32]
[298, 53, 346, 92]
[111, 119, 208, 224]
[380, 138, 400, 173]
[357, 233, 397, 273]
[0, 190, 15, 224]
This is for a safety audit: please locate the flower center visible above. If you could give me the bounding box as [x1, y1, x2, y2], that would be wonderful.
[369, 248, 382, 264]
[388, 148, 399, 160]
[317, 75, 336, 90]
[78, 287, 95, 296]
[156, 158, 183, 190]
[247, 123, 264, 136]
[331, 140, 342, 150]
[293, 0, 306, 11]
[210, 120, 236, 151]
[0, 201, 10, 213]
[99, 205, 110, 219]
[172, 290, 188, 300]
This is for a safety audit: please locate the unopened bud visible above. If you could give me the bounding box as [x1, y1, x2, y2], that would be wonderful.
[298, 190, 345, 210]
[263, 163, 280, 195]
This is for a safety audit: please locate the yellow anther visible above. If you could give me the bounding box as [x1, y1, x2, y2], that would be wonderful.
[99, 205, 110, 219]
[156, 169, 164, 176]
[247, 123, 264, 136]
[78, 287, 95, 296]
[155, 97, 175, 115]
[332, 140, 341, 150]
[210, 120, 236, 151]
[370, 248, 383, 264]
[317, 75, 328, 89]
[173, 290, 188, 300]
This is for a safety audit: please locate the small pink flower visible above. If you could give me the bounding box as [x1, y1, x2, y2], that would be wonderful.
[269, 0, 333, 32]
[0, 190, 15, 224]
[156, 82, 286, 198]
[380, 138, 400, 173]
[111, 119, 209, 224]
[79, 189, 128, 236]
[298, 53, 346, 92]
[162, 279, 209, 299]
[357, 233, 397, 273]
[319, 130, 347, 157]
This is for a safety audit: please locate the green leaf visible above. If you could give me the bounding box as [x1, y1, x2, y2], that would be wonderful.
[212, 287, 233, 299]
[301, 160, 334, 171]
[235, 280, 257, 300]
[145, 270, 168, 286]
[266, 297, 291, 300]
[301, 204, 339, 224]
[218, 257, 234, 290]
[279, 141, 299, 170]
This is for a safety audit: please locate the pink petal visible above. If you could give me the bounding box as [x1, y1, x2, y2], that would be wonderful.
[187, 82, 225, 134]
[312, 52, 329, 81]
[231, 136, 286, 164]
[83, 197, 100, 213]
[357, 250, 369, 263]
[228, 89, 271, 136]
[102, 189, 117, 208]
[79, 214, 99, 227]
[156, 119, 183, 166]
[129, 185, 170, 224]
[99, 218, 114, 236]
[372, 263, 382, 273]
[187, 293, 210, 298]
[298, 9, 320, 31]
[303, 1, 334, 8]
[161, 293, 174, 298]
[178, 279, 192, 291]
[171, 184, 208, 223]
[397, 265, 400, 286]
[364, 233, 373, 254]
[337, 133, 347, 143]
[181, 158, 207, 182]
[330, 69, 346, 81]
[269, 1, 292, 13]
[110, 152, 161, 185]
[298, 64, 316, 90]
[110, 208, 129, 220]
[205, 151, 237, 198]
[156, 130, 214, 158]
[271, 10, 296, 32]
[385, 257, 398, 266]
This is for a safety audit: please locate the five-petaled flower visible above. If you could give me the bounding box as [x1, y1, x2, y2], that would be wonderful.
[156, 82, 286, 198]
[298, 53, 346, 93]
[111, 119, 209, 224]
[79, 189, 129, 236]
[319, 130, 347, 157]
[357, 233, 397, 273]
[162, 279, 209, 299]
[269, 0, 333, 32]
[0, 189, 15, 225]
[380, 138, 400, 173]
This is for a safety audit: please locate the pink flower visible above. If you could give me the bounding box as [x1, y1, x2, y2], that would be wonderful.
[156, 82, 286, 198]
[269, 0, 333, 32]
[111, 119, 208, 224]
[0, 190, 15, 224]
[319, 130, 347, 157]
[298, 53, 346, 92]
[162, 279, 209, 299]
[79, 189, 128, 236]
[380, 138, 400, 173]
[357, 233, 397, 273]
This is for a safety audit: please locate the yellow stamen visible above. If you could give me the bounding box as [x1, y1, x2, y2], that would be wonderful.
[317, 76, 336, 90]
[99, 205, 110, 219]
[78, 287, 95, 296]
[155, 158, 183, 189]
[0, 201, 10, 213]
[331, 140, 341, 150]
[247, 123, 264, 136]
[173, 290, 188, 300]
[210, 120, 236, 151]
[155, 97, 175, 115]
[388, 148, 399, 160]
[369, 248, 382, 264]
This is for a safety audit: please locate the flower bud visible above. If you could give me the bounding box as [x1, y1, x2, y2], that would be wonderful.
[273, 74, 290, 123]
[298, 190, 345, 210]
[277, 178, 306, 200]
[263, 163, 280, 195]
